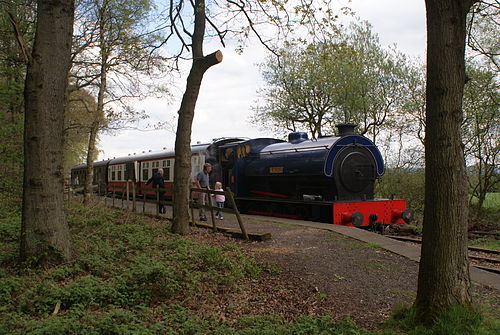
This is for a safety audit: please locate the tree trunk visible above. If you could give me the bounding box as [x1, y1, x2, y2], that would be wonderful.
[171, 50, 222, 235]
[83, 120, 99, 205]
[414, 0, 476, 324]
[21, 0, 75, 265]
[171, 0, 222, 235]
[83, 11, 108, 205]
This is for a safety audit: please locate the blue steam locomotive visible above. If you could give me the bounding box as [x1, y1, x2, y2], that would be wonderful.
[71, 124, 412, 227]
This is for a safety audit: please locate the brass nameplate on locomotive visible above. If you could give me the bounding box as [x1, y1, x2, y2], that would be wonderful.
[269, 167, 284, 174]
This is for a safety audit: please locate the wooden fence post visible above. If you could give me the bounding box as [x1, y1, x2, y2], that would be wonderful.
[132, 181, 136, 212]
[207, 189, 216, 231]
[189, 189, 195, 226]
[121, 185, 125, 207]
[142, 189, 146, 213]
[126, 181, 130, 209]
[226, 187, 248, 240]
[156, 188, 159, 216]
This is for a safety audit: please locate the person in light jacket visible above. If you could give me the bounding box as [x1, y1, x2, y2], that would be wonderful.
[213, 181, 225, 220]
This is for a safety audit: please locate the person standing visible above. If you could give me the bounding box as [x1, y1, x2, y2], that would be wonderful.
[195, 163, 212, 221]
[213, 181, 225, 220]
[146, 168, 166, 214]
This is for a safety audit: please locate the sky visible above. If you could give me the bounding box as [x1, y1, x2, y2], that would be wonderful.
[97, 0, 427, 161]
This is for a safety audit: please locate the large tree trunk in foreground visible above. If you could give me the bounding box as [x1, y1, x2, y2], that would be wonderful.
[171, 50, 222, 235]
[21, 0, 75, 264]
[171, 0, 222, 235]
[414, 0, 476, 324]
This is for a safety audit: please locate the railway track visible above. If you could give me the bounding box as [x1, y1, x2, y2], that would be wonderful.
[386, 235, 500, 275]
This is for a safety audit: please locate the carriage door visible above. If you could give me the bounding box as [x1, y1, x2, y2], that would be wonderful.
[125, 162, 135, 182]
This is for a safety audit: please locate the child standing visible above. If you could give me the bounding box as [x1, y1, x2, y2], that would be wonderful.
[214, 182, 225, 220]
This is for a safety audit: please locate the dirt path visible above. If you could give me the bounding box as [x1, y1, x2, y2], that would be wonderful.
[105, 198, 500, 329]
[187, 214, 500, 329]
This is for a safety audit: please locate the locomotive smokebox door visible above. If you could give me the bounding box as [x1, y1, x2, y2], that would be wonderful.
[333, 146, 376, 200]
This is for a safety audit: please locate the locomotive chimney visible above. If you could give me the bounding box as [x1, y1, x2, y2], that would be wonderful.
[336, 123, 357, 136]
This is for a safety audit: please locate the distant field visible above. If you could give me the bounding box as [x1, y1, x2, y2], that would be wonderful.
[471, 192, 500, 209]
[469, 193, 499, 250]
[483, 192, 500, 209]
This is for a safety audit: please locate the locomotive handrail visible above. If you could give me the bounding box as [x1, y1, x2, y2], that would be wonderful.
[260, 145, 330, 155]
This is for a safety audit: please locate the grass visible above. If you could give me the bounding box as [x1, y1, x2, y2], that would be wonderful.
[1, 198, 499, 334]
[0, 200, 370, 335]
[469, 238, 500, 251]
[470, 192, 500, 210]
[380, 304, 500, 335]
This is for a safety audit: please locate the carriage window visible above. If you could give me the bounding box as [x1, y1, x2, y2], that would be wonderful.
[117, 171, 122, 181]
[142, 169, 148, 181]
[152, 168, 158, 175]
[164, 159, 174, 181]
[111, 171, 116, 181]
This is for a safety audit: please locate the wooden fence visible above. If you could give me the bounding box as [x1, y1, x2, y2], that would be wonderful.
[68, 181, 248, 240]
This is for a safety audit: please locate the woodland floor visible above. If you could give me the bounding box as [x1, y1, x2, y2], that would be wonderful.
[179, 214, 500, 330]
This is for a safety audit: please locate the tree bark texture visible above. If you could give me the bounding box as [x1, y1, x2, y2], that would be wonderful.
[415, 0, 476, 323]
[21, 0, 75, 264]
[171, 50, 222, 235]
[170, 0, 222, 235]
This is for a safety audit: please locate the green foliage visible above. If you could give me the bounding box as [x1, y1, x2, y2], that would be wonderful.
[0, 193, 21, 266]
[3, 201, 499, 334]
[232, 315, 368, 335]
[0, 1, 36, 197]
[382, 304, 500, 335]
[0, 112, 24, 195]
[0, 202, 378, 334]
[470, 193, 500, 223]
[0, 203, 264, 333]
[463, 60, 499, 218]
[254, 20, 415, 141]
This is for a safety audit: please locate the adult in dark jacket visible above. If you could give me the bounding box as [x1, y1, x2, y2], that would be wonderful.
[146, 168, 166, 214]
